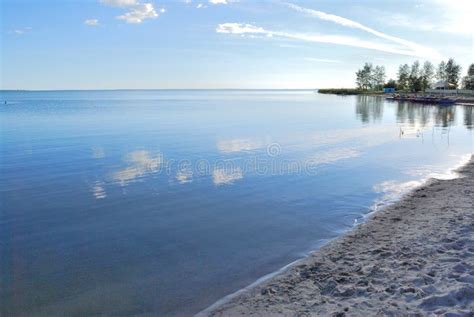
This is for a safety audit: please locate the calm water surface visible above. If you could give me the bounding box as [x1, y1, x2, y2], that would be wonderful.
[1, 90, 473, 316]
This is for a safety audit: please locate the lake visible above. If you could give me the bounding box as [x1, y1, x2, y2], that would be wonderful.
[1, 90, 473, 316]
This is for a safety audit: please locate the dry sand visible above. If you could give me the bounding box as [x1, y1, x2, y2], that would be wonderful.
[204, 156, 474, 316]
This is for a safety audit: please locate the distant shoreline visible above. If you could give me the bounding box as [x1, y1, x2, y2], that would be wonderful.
[317, 88, 384, 95]
[205, 155, 474, 316]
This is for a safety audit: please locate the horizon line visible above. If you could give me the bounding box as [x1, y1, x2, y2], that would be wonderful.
[0, 88, 330, 92]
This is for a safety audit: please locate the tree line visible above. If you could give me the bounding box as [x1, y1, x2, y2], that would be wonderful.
[355, 58, 474, 92]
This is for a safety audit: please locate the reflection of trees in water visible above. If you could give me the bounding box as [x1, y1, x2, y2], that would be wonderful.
[355, 96, 383, 123]
[395, 102, 431, 126]
[434, 107, 456, 128]
[464, 106, 473, 130]
[395, 103, 456, 128]
[355, 98, 472, 130]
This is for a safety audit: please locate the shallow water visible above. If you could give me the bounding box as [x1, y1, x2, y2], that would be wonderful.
[1, 90, 473, 316]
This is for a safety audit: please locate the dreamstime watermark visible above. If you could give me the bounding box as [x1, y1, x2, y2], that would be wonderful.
[151, 143, 321, 180]
[266, 142, 281, 157]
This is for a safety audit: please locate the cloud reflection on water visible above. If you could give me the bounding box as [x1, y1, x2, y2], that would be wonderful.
[217, 138, 263, 153]
[176, 167, 193, 184]
[101, 99, 472, 193]
[91, 146, 106, 159]
[112, 150, 162, 186]
[309, 148, 361, 165]
[92, 181, 107, 199]
[212, 167, 243, 185]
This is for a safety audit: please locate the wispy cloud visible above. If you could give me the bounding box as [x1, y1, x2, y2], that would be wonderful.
[216, 23, 265, 34]
[285, 3, 441, 59]
[374, 12, 435, 32]
[10, 30, 25, 35]
[8, 27, 32, 35]
[100, 0, 138, 6]
[216, 23, 440, 58]
[84, 19, 100, 26]
[373, 1, 473, 36]
[101, 0, 160, 24]
[305, 57, 341, 63]
[431, 0, 473, 35]
[209, 0, 239, 4]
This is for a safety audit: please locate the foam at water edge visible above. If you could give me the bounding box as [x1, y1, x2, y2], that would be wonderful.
[366, 153, 472, 219]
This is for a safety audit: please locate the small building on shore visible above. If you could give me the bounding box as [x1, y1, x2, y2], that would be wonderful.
[434, 80, 456, 90]
[383, 87, 395, 93]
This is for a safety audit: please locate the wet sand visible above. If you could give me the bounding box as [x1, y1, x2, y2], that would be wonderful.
[204, 156, 474, 316]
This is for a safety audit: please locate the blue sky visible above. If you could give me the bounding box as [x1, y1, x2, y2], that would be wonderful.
[1, 0, 473, 89]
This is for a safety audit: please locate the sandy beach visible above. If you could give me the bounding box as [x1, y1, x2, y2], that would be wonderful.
[205, 155, 474, 316]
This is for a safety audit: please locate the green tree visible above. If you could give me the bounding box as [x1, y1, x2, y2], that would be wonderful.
[397, 64, 410, 91]
[462, 63, 474, 89]
[408, 60, 422, 92]
[445, 58, 461, 88]
[436, 61, 447, 82]
[384, 79, 397, 89]
[356, 63, 373, 90]
[421, 61, 434, 91]
[468, 64, 474, 76]
[372, 65, 386, 90]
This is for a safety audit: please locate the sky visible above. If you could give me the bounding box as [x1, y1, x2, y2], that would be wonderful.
[1, 0, 473, 89]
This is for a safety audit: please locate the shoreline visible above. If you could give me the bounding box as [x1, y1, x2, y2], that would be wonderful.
[203, 155, 474, 316]
[317, 89, 384, 96]
[317, 89, 474, 105]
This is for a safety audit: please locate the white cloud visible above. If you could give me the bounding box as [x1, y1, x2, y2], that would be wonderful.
[217, 21, 441, 59]
[285, 3, 442, 59]
[101, 0, 159, 24]
[100, 0, 138, 7]
[196, 3, 206, 9]
[305, 57, 341, 63]
[209, 0, 227, 4]
[84, 19, 100, 26]
[116, 3, 159, 24]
